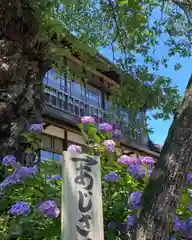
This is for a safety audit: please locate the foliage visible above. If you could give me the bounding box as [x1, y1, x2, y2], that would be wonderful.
[14, 0, 191, 122]
[1, 118, 191, 239]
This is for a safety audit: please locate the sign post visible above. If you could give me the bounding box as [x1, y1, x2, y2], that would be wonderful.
[61, 151, 104, 240]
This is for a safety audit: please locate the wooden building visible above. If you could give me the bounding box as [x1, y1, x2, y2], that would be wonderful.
[41, 50, 160, 162]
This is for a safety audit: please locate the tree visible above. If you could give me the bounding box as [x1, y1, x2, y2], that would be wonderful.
[0, 0, 192, 238]
[133, 75, 192, 240]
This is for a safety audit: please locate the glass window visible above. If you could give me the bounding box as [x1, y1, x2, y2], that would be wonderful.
[60, 77, 66, 92]
[70, 80, 83, 99]
[40, 150, 62, 161]
[47, 70, 61, 90]
[86, 85, 101, 107]
[40, 150, 53, 161]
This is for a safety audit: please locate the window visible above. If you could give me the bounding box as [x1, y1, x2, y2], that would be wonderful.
[71, 80, 82, 99]
[41, 134, 64, 154]
[40, 150, 62, 161]
[86, 85, 101, 107]
[46, 70, 61, 90]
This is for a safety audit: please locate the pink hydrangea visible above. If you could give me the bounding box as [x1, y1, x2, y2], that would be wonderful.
[103, 140, 116, 152]
[81, 116, 95, 124]
[67, 144, 82, 153]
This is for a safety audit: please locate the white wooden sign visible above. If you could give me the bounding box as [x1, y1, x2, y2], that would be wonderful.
[61, 151, 104, 240]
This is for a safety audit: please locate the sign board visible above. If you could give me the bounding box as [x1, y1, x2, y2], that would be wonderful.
[61, 151, 104, 240]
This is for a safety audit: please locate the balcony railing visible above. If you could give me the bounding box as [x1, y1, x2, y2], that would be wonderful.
[44, 87, 148, 146]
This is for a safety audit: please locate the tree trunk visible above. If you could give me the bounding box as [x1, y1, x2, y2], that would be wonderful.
[0, 0, 50, 164]
[133, 75, 192, 240]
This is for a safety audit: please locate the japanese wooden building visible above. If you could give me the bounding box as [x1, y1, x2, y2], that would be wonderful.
[41, 46, 161, 162]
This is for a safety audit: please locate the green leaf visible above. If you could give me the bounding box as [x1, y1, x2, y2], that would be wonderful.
[107, 231, 117, 240]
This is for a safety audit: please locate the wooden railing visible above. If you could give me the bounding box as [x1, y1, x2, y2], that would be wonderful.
[44, 87, 148, 146]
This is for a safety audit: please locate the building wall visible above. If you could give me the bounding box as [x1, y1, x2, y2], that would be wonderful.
[40, 122, 159, 162]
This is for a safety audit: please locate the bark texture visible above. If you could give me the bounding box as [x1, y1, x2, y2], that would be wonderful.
[0, 0, 49, 164]
[133, 75, 192, 240]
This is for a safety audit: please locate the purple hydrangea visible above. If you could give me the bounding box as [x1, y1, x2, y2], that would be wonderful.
[169, 237, 176, 240]
[67, 144, 82, 153]
[47, 175, 62, 182]
[2, 155, 16, 166]
[81, 116, 95, 124]
[103, 140, 116, 152]
[39, 200, 60, 218]
[9, 202, 31, 216]
[128, 164, 146, 179]
[140, 156, 155, 166]
[104, 172, 118, 182]
[29, 123, 43, 133]
[187, 205, 192, 211]
[187, 172, 192, 184]
[173, 216, 185, 232]
[15, 167, 37, 180]
[148, 169, 153, 176]
[108, 221, 117, 230]
[0, 166, 37, 189]
[128, 192, 142, 210]
[99, 123, 113, 133]
[127, 215, 135, 227]
[2, 155, 21, 168]
[185, 217, 192, 239]
[112, 129, 121, 139]
[118, 155, 137, 165]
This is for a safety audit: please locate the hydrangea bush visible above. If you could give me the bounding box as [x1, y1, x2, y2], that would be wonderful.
[0, 119, 191, 239]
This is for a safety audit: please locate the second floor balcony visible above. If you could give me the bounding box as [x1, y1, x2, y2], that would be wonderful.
[43, 86, 148, 147]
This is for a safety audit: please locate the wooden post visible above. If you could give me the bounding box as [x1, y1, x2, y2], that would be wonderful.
[61, 151, 104, 240]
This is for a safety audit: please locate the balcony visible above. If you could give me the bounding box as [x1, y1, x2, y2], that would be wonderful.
[43, 87, 148, 147]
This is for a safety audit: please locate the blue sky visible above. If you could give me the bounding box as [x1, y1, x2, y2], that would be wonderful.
[147, 56, 191, 144]
[100, 48, 191, 145]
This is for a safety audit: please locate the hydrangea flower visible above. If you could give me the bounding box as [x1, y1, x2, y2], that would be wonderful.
[112, 129, 121, 139]
[29, 123, 43, 133]
[81, 116, 95, 124]
[140, 156, 155, 166]
[99, 123, 113, 133]
[128, 164, 146, 179]
[108, 221, 117, 230]
[187, 172, 192, 184]
[39, 200, 60, 218]
[127, 215, 135, 227]
[47, 175, 62, 182]
[185, 217, 192, 239]
[9, 202, 31, 216]
[148, 169, 153, 176]
[103, 140, 116, 152]
[128, 192, 142, 210]
[2, 155, 16, 166]
[187, 205, 192, 211]
[118, 155, 137, 165]
[0, 166, 37, 189]
[2, 155, 21, 168]
[16, 167, 37, 180]
[67, 144, 82, 153]
[104, 172, 118, 182]
[173, 216, 185, 232]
